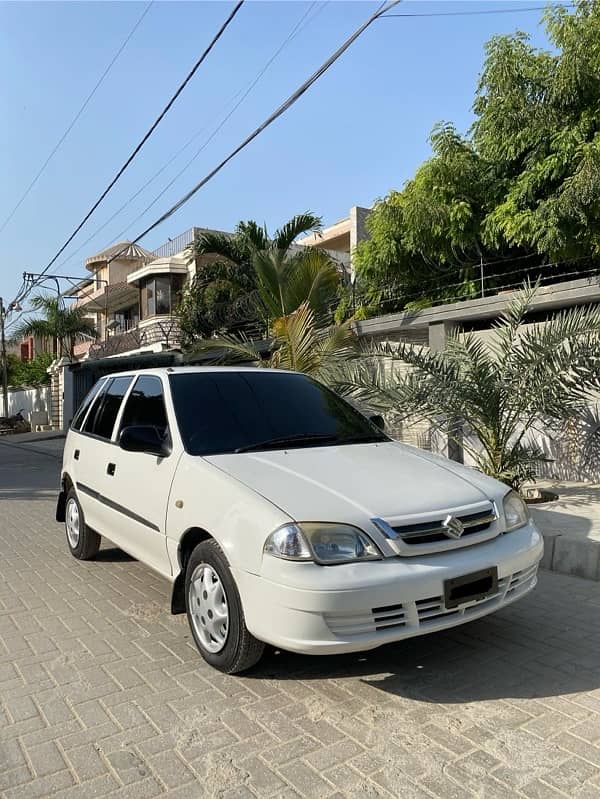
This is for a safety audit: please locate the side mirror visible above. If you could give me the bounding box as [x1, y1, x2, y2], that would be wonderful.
[119, 425, 171, 457]
[369, 414, 386, 431]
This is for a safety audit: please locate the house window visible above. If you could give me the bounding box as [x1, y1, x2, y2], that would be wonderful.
[113, 305, 139, 332]
[141, 275, 185, 319]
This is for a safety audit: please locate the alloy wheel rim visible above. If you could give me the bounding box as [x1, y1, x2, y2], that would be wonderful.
[188, 563, 229, 653]
[66, 498, 80, 548]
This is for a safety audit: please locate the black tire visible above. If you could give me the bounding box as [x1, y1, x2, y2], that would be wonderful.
[65, 488, 101, 560]
[185, 539, 264, 674]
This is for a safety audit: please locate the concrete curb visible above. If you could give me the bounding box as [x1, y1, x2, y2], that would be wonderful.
[0, 431, 66, 444]
[540, 531, 600, 581]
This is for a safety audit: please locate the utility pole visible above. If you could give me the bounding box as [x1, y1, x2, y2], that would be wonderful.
[0, 298, 8, 418]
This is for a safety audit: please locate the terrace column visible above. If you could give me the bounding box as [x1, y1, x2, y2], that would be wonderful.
[428, 321, 464, 463]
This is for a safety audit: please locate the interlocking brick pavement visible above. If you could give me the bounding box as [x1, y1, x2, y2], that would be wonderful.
[1, 438, 600, 798]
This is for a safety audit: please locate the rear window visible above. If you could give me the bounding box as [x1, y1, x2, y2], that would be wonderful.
[119, 376, 168, 435]
[71, 379, 106, 431]
[82, 376, 133, 440]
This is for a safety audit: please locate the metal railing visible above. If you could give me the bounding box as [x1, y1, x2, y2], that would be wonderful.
[152, 228, 197, 259]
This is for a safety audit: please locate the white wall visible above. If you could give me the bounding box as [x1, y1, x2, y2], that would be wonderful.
[4, 386, 51, 422]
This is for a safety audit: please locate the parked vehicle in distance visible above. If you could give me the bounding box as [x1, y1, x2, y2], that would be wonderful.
[57, 367, 543, 673]
[0, 409, 30, 436]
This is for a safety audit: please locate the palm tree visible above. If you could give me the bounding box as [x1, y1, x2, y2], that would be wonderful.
[332, 285, 600, 488]
[12, 295, 97, 360]
[197, 302, 355, 379]
[188, 213, 353, 377]
[188, 213, 339, 326]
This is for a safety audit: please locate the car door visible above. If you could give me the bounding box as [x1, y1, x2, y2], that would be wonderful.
[97, 374, 178, 578]
[72, 376, 133, 534]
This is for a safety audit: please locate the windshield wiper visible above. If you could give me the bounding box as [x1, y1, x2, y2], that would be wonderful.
[335, 433, 388, 445]
[235, 433, 339, 453]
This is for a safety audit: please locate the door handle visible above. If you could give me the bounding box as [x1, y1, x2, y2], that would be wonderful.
[74, 449, 80, 460]
[106, 462, 116, 476]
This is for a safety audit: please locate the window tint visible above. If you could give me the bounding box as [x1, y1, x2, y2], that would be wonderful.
[169, 371, 387, 456]
[119, 376, 168, 434]
[82, 377, 132, 439]
[71, 379, 106, 431]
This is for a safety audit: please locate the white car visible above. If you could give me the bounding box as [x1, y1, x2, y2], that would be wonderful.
[57, 366, 543, 673]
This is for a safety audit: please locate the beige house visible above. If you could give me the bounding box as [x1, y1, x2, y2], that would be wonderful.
[296, 206, 371, 280]
[71, 229, 226, 359]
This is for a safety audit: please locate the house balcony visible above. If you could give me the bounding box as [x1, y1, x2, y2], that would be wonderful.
[87, 316, 182, 360]
[73, 281, 139, 314]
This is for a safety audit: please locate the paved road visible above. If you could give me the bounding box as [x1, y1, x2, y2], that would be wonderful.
[1, 439, 600, 799]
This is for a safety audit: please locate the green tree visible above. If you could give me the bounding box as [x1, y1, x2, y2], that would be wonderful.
[7, 353, 54, 386]
[332, 286, 600, 489]
[12, 295, 97, 360]
[180, 222, 267, 343]
[198, 302, 355, 379]
[476, 1, 600, 259]
[354, 124, 518, 310]
[354, 1, 600, 311]
[184, 213, 341, 334]
[190, 213, 353, 378]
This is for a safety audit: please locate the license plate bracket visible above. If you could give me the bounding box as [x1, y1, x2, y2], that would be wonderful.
[444, 566, 498, 610]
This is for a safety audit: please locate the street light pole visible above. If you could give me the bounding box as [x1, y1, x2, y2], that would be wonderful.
[0, 298, 8, 418]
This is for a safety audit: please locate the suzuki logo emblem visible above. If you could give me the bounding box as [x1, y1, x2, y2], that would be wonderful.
[442, 515, 465, 539]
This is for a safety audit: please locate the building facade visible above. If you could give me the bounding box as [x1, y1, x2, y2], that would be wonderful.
[71, 228, 227, 360]
[296, 205, 371, 280]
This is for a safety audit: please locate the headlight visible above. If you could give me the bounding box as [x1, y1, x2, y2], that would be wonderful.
[264, 523, 382, 564]
[502, 490, 530, 532]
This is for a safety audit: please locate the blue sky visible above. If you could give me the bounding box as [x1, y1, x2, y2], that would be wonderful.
[0, 1, 555, 307]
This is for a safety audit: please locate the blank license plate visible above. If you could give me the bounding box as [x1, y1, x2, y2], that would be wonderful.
[444, 567, 498, 609]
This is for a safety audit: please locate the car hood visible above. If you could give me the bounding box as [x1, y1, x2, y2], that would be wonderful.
[206, 441, 499, 522]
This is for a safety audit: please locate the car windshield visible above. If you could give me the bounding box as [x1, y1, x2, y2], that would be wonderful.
[169, 371, 389, 456]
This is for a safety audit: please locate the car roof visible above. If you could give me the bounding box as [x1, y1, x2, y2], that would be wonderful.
[97, 366, 302, 380]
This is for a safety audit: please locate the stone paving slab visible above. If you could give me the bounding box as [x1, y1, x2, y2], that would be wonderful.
[530, 482, 600, 581]
[1, 443, 600, 797]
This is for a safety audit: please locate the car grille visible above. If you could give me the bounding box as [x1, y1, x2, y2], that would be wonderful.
[323, 563, 538, 640]
[391, 506, 497, 545]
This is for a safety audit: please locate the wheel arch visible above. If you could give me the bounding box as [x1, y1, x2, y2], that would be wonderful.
[56, 472, 74, 523]
[170, 526, 213, 614]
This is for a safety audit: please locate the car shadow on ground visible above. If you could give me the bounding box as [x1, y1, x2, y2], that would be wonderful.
[95, 546, 136, 562]
[248, 580, 600, 704]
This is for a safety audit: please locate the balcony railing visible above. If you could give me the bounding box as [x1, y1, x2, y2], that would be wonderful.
[152, 228, 197, 259]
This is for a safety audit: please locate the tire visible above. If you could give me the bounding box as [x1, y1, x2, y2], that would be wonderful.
[185, 539, 264, 674]
[65, 488, 101, 560]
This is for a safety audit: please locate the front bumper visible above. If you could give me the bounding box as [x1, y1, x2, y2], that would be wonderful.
[234, 521, 543, 655]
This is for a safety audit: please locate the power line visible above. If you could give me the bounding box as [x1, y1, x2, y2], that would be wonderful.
[31, 0, 245, 288]
[10, 0, 396, 325]
[353, 257, 599, 310]
[382, 3, 574, 18]
[104, 1, 327, 247]
[124, 0, 402, 249]
[363, 253, 596, 298]
[48, 1, 327, 276]
[0, 2, 154, 237]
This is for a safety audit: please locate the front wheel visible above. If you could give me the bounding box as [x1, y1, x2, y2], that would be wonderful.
[185, 539, 264, 674]
[65, 489, 101, 560]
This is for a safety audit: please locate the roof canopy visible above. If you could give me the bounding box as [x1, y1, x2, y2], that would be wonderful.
[86, 241, 154, 270]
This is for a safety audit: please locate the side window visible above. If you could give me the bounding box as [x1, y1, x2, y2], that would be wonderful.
[119, 376, 168, 435]
[82, 377, 133, 440]
[71, 379, 106, 431]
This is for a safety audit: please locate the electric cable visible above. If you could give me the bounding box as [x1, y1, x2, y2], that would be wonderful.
[0, 1, 154, 236]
